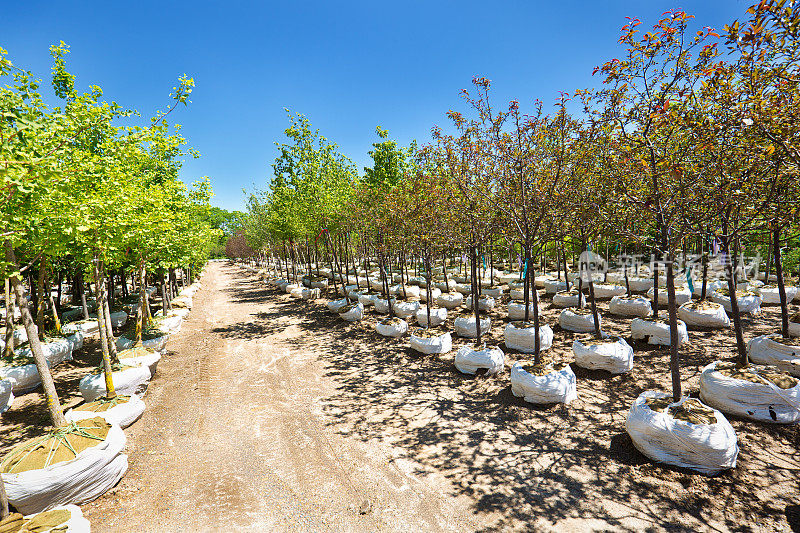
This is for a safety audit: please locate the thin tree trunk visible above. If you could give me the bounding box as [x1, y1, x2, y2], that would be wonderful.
[652, 252, 660, 317]
[101, 263, 118, 362]
[722, 235, 748, 366]
[773, 227, 790, 338]
[764, 231, 772, 283]
[665, 256, 682, 402]
[94, 258, 116, 398]
[161, 271, 169, 316]
[36, 258, 47, 333]
[425, 251, 432, 328]
[134, 260, 146, 346]
[471, 245, 481, 346]
[4, 276, 14, 359]
[4, 240, 66, 427]
[48, 289, 61, 334]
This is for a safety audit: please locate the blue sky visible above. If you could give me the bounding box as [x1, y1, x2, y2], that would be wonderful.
[4, 1, 748, 211]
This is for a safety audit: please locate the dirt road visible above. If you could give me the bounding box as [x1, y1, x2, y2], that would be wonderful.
[81, 261, 800, 532]
[83, 262, 481, 532]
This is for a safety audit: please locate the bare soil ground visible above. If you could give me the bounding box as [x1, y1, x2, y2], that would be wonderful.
[2, 262, 800, 532]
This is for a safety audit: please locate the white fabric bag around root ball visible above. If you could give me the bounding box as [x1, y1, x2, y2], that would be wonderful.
[16, 338, 73, 368]
[507, 302, 542, 321]
[119, 351, 162, 377]
[79, 366, 152, 402]
[759, 285, 798, 304]
[375, 318, 408, 338]
[338, 302, 364, 322]
[510, 288, 537, 301]
[419, 287, 441, 303]
[0, 364, 40, 393]
[552, 291, 584, 309]
[436, 292, 463, 310]
[608, 295, 652, 318]
[2, 420, 129, 515]
[327, 298, 349, 313]
[647, 287, 692, 306]
[510, 362, 577, 404]
[699, 361, 800, 423]
[454, 316, 491, 338]
[626, 277, 654, 292]
[393, 300, 420, 319]
[748, 335, 800, 376]
[66, 394, 146, 429]
[409, 331, 452, 354]
[625, 391, 738, 475]
[573, 336, 634, 374]
[631, 318, 688, 346]
[455, 345, 504, 375]
[711, 290, 762, 314]
[0, 378, 14, 414]
[677, 301, 730, 329]
[61, 320, 99, 336]
[416, 307, 447, 327]
[116, 334, 169, 353]
[74, 395, 146, 428]
[558, 309, 602, 333]
[503, 323, 553, 353]
[482, 286, 504, 298]
[543, 279, 568, 295]
[464, 295, 495, 311]
[358, 293, 379, 307]
[591, 284, 627, 299]
[67, 332, 85, 352]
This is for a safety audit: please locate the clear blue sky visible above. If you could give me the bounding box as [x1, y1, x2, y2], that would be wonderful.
[4, 1, 748, 211]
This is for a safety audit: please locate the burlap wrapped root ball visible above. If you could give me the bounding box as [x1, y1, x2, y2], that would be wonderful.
[747, 334, 800, 377]
[338, 302, 364, 322]
[375, 317, 408, 338]
[0, 417, 128, 514]
[454, 345, 505, 375]
[66, 394, 146, 429]
[510, 362, 577, 404]
[409, 330, 452, 355]
[625, 391, 738, 475]
[630, 318, 688, 346]
[678, 300, 730, 329]
[572, 336, 634, 374]
[699, 361, 800, 423]
[503, 323, 553, 354]
[608, 295, 651, 318]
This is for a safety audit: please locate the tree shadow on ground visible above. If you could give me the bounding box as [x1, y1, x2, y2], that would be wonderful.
[222, 267, 800, 531]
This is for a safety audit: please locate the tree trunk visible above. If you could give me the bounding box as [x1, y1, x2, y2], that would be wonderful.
[94, 258, 117, 399]
[134, 261, 146, 346]
[161, 271, 169, 316]
[624, 263, 631, 297]
[651, 252, 660, 317]
[764, 231, 772, 283]
[55, 272, 62, 315]
[48, 289, 61, 334]
[4, 276, 14, 359]
[471, 245, 481, 346]
[441, 251, 450, 292]
[4, 240, 66, 427]
[101, 263, 118, 362]
[773, 227, 790, 338]
[721, 235, 748, 367]
[425, 251, 433, 328]
[36, 258, 47, 333]
[665, 256, 682, 402]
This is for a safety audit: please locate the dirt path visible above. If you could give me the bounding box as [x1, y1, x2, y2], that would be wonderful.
[82, 262, 481, 532]
[79, 262, 800, 532]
